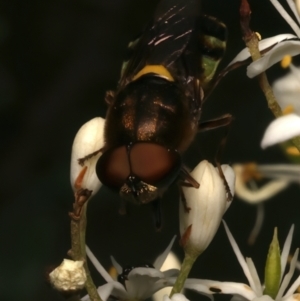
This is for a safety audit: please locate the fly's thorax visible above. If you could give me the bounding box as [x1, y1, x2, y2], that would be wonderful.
[104, 73, 196, 151]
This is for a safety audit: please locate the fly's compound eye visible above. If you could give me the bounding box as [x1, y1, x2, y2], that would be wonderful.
[96, 143, 181, 203]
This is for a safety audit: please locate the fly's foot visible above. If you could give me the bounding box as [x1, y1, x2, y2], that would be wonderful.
[77, 148, 103, 166]
[69, 188, 92, 220]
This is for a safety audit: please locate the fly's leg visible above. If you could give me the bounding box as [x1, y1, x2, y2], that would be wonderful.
[198, 114, 234, 201]
[69, 188, 92, 220]
[178, 186, 191, 213]
[179, 167, 200, 188]
[105, 90, 115, 105]
[178, 167, 200, 212]
[78, 148, 104, 166]
[198, 113, 233, 132]
[215, 134, 233, 201]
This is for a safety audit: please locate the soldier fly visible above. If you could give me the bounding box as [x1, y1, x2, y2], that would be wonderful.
[95, 0, 232, 228]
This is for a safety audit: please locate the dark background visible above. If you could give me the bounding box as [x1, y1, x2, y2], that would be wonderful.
[0, 0, 299, 300]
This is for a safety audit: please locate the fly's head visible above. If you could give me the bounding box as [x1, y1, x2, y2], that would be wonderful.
[96, 142, 181, 204]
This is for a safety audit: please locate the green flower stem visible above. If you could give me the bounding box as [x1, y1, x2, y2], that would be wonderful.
[170, 251, 198, 297]
[240, 0, 300, 153]
[70, 197, 102, 301]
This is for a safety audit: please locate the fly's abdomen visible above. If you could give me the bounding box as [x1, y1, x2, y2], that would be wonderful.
[199, 15, 227, 89]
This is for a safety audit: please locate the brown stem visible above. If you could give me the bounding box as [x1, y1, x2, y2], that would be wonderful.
[240, 0, 282, 118]
[70, 191, 103, 301]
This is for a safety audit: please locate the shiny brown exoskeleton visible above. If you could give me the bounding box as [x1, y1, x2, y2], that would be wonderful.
[95, 0, 229, 227]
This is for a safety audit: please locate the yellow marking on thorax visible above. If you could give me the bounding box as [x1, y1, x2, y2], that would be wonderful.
[132, 65, 174, 81]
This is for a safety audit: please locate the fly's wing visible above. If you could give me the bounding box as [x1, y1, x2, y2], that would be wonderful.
[119, 0, 201, 88]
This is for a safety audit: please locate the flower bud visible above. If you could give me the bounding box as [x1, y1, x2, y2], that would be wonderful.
[49, 259, 87, 291]
[263, 228, 281, 299]
[70, 117, 105, 196]
[180, 160, 235, 255]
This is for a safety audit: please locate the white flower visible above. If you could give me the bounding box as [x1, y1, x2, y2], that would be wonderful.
[247, 0, 300, 78]
[180, 160, 235, 255]
[227, 0, 300, 78]
[260, 61, 300, 149]
[227, 34, 297, 70]
[49, 259, 86, 291]
[261, 114, 300, 148]
[82, 237, 179, 301]
[70, 117, 105, 196]
[182, 223, 300, 301]
[247, 0, 300, 77]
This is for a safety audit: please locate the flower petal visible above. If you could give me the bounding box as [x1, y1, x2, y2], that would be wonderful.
[247, 40, 300, 78]
[110, 256, 123, 275]
[286, 0, 300, 27]
[163, 293, 190, 301]
[153, 236, 177, 270]
[162, 269, 180, 278]
[279, 249, 300, 300]
[101, 282, 128, 301]
[227, 34, 297, 67]
[261, 114, 300, 148]
[282, 293, 300, 301]
[296, 0, 300, 17]
[129, 267, 165, 279]
[251, 295, 274, 301]
[284, 279, 300, 300]
[272, 65, 300, 115]
[280, 225, 295, 281]
[222, 221, 262, 296]
[270, 0, 300, 37]
[246, 258, 263, 296]
[126, 267, 167, 299]
[86, 245, 114, 283]
[152, 269, 180, 301]
[183, 278, 257, 300]
[231, 296, 250, 301]
[81, 282, 128, 301]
